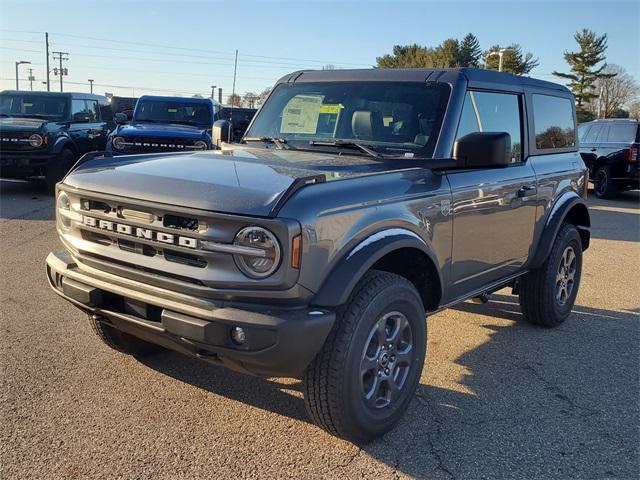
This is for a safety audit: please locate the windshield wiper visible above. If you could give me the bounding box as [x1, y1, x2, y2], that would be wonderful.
[308, 140, 383, 158]
[244, 136, 290, 150]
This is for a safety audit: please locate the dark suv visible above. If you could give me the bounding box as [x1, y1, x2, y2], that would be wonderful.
[0, 91, 112, 188]
[46, 68, 590, 443]
[578, 119, 639, 198]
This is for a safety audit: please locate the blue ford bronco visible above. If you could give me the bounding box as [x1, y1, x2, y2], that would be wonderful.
[0, 90, 112, 189]
[107, 95, 220, 154]
[46, 68, 590, 443]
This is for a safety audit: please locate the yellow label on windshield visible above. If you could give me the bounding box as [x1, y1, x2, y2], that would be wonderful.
[319, 104, 341, 114]
[167, 108, 178, 113]
[23, 103, 33, 107]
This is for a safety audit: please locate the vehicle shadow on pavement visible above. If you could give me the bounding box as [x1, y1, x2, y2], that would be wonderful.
[136, 292, 639, 478]
[0, 180, 54, 221]
[137, 353, 310, 423]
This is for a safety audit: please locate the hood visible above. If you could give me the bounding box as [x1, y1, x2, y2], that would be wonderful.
[116, 122, 208, 139]
[64, 145, 407, 217]
[0, 116, 49, 132]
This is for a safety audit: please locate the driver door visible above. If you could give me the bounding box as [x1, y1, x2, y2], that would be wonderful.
[446, 90, 537, 299]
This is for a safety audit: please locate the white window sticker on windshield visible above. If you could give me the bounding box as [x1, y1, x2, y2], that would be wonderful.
[281, 95, 324, 134]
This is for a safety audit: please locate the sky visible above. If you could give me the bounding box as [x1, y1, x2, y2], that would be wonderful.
[0, 0, 638, 99]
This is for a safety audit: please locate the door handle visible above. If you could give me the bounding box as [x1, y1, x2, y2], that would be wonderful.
[590, 148, 597, 152]
[517, 185, 537, 198]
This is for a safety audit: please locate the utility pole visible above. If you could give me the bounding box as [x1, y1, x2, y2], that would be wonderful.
[210, 85, 216, 99]
[231, 49, 238, 109]
[52, 51, 69, 92]
[218, 87, 222, 104]
[28, 68, 35, 91]
[88, 79, 94, 93]
[15, 61, 31, 90]
[45, 32, 50, 91]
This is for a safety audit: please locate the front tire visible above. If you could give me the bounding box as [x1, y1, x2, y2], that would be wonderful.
[303, 271, 426, 443]
[519, 224, 583, 327]
[593, 165, 618, 199]
[89, 315, 162, 356]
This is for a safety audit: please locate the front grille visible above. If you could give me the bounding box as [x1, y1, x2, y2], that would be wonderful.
[0, 132, 39, 152]
[119, 136, 201, 154]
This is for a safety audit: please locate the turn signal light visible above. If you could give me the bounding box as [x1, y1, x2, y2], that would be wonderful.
[291, 235, 301, 269]
[627, 145, 638, 163]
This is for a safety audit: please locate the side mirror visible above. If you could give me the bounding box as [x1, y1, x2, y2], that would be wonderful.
[114, 112, 128, 125]
[212, 119, 232, 149]
[453, 132, 511, 168]
[73, 112, 92, 123]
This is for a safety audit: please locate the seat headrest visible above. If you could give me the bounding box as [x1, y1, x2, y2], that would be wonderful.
[352, 110, 382, 139]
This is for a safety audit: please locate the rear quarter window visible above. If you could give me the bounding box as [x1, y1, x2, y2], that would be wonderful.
[607, 123, 639, 143]
[532, 94, 576, 150]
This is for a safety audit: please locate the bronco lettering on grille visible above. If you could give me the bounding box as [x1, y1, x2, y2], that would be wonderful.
[82, 215, 198, 249]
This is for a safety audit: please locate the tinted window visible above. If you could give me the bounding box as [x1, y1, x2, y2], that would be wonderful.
[246, 82, 450, 158]
[532, 94, 575, 149]
[607, 123, 638, 142]
[455, 91, 522, 162]
[134, 100, 212, 126]
[71, 99, 88, 119]
[584, 124, 603, 143]
[86, 100, 100, 122]
[577, 124, 590, 142]
[0, 93, 68, 120]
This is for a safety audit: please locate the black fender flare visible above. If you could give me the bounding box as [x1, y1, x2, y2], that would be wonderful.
[311, 228, 441, 307]
[529, 191, 590, 269]
[52, 135, 76, 156]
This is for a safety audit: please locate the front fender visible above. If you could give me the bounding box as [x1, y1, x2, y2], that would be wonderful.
[52, 134, 75, 155]
[311, 228, 440, 307]
[529, 191, 590, 269]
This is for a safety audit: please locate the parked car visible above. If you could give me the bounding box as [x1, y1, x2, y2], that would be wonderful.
[47, 68, 590, 443]
[217, 106, 257, 142]
[109, 96, 138, 121]
[578, 119, 639, 198]
[0, 90, 112, 188]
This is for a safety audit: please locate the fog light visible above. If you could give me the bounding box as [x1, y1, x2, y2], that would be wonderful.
[230, 326, 246, 345]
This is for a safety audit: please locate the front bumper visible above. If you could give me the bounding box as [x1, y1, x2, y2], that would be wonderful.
[46, 249, 335, 377]
[0, 150, 56, 177]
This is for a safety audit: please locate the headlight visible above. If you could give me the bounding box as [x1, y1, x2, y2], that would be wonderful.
[29, 134, 44, 147]
[57, 191, 70, 210]
[57, 191, 71, 231]
[193, 140, 208, 151]
[112, 136, 126, 150]
[233, 226, 281, 278]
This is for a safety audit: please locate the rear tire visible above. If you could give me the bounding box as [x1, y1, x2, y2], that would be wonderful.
[593, 165, 618, 199]
[303, 271, 426, 443]
[89, 315, 162, 356]
[45, 149, 76, 192]
[519, 224, 583, 327]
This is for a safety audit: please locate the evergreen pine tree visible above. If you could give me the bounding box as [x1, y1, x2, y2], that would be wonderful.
[458, 33, 482, 67]
[553, 29, 616, 115]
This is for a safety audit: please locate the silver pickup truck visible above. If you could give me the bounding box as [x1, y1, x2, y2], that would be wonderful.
[46, 68, 590, 443]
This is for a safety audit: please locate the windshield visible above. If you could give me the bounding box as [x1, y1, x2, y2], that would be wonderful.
[134, 100, 212, 126]
[245, 82, 450, 157]
[0, 93, 69, 120]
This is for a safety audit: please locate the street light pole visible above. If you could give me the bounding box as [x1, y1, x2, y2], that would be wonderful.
[15, 61, 31, 90]
[211, 85, 216, 99]
[88, 79, 94, 93]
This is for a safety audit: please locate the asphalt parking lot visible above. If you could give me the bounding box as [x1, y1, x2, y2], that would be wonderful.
[1, 179, 638, 480]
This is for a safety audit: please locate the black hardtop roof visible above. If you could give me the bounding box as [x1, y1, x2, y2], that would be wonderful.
[583, 118, 639, 124]
[1, 90, 108, 101]
[276, 67, 570, 94]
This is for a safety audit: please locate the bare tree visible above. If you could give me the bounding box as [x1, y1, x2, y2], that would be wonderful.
[589, 64, 639, 118]
[227, 94, 241, 107]
[243, 92, 258, 108]
[628, 100, 640, 120]
[256, 87, 272, 106]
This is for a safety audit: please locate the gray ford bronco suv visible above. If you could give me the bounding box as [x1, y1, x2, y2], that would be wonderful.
[46, 68, 590, 443]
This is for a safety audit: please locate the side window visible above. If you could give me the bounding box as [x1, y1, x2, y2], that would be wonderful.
[71, 99, 87, 120]
[532, 94, 576, 150]
[455, 91, 522, 162]
[584, 124, 603, 143]
[608, 123, 638, 142]
[86, 100, 100, 122]
[577, 124, 591, 142]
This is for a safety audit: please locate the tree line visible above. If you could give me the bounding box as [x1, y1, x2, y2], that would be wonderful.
[233, 30, 638, 121]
